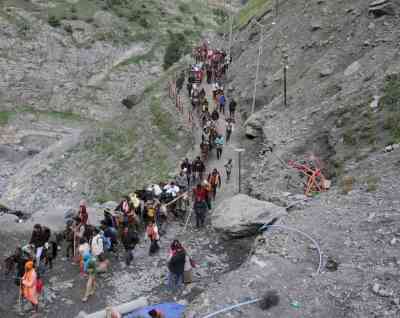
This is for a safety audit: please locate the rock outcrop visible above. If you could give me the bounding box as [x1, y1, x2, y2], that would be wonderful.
[213, 194, 286, 239]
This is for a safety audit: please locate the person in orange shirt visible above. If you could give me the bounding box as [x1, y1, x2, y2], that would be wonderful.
[21, 260, 39, 312]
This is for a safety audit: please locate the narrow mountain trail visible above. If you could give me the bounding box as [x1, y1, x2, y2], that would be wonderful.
[184, 79, 242, 208]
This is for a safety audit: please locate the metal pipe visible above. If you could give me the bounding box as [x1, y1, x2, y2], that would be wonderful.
[202, 298, 261, 318]
[251, 22, 264, 114]
[227, 0, 234, 59]
[259, 224, 323, 274]
[283, 64, 287, 106]
[238, 151, 242, 193]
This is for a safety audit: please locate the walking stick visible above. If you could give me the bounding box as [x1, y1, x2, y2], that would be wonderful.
[73, 230, 76, 259]
[18, 278, 22, 313]
[182, 205, 193, 234]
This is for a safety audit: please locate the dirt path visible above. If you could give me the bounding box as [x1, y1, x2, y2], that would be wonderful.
[183, 80, 242, 207]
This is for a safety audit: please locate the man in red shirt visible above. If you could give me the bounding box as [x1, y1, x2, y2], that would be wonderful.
[192, 184, 208, 228]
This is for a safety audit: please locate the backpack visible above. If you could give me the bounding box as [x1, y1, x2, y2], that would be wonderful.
[102, 235, 112, 251]
[147, 207, 156, 219]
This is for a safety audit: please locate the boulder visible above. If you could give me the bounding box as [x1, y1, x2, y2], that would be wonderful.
[93, 11, 116, 28]
[319, 65, 334, 77]
[121, 94, 143, 109]
[344, 61, 361, 76]
[212, 194, 286, 239]
[310, 19, 322, 31]
[369, 0, 396, 17]
[244, 113, 265, 139]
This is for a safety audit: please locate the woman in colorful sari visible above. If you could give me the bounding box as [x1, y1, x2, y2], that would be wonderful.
[21, 260, 39, 312]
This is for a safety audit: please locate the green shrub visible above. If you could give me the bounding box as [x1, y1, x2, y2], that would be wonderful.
[16, 19, 30, 36]
[380, 74, 400, 112]
[178, 3, 191, 13]
[163, 32, 188, 70]
[0, 111, 12, 126]
[380, 74, 400, 142]
[213, 8, 227, 25]
[138, 17, 150, 28]
[343, 128, 357, 145]
[48, 15, 61, 27]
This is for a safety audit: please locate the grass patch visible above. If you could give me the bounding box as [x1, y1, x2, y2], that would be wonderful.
[365, 175, 379, 192]
[150, 96, 178, 142]
[341, 175, 355, 194]
[0, 111, 13, 126]
[237, 0, 271, 29]
[0, 106, 83, 124]
[47, 0, 99, 21]
[93, 126, 136, 159]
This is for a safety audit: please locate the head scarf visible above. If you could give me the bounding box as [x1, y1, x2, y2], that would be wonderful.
[25, 261, 34, 272]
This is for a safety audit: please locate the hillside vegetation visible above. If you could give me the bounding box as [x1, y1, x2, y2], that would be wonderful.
[0, 0, 219, 212]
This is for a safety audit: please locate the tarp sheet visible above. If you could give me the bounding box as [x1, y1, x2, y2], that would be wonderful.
[124, 303, 185, 318]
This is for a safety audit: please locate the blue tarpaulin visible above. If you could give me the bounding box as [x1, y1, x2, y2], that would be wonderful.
[124, 303, 186, 318]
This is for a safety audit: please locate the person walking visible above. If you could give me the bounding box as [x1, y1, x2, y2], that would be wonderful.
[229, 98, 237, 121]
[167, 241, 186, 292]
[82, 251, 97, 302]
[215, 134, 224, 160]
[224, 159, 233, 182]
[180, 158, 192, 187]
[121, 226, 139, 266]
[218, 92, 226, 114]
[78, 200, 88, 226]
[78, 238, 90, 275]
[91, 228, 104, 259]
[192, 156, 205, 183]
[225, 119, 233, 143]
[146, 221, 160, 256]
[186, 81, 192, 98]
[208, 169, 222, 200]
[21, 260, 39, 313]
[192, 183, 209, 228]
[29, 224, 45, 268]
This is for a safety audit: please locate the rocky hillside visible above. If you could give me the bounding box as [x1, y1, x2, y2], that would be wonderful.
[0, 0, 221, 217]
[186, 0, 400, 317]
[227, 0, 400, 199]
